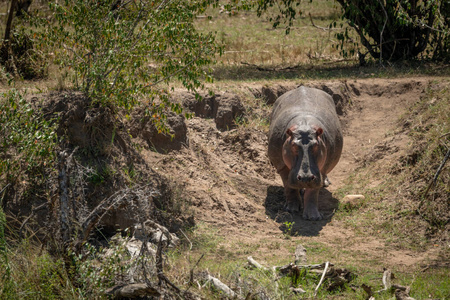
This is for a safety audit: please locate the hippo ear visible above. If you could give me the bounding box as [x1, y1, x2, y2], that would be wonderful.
[286, 128, 293, 137]
[286, 125, 296, 137]
[316, 127, 323, 137]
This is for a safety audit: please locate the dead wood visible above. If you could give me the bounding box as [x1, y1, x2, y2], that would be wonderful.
[184, 253, 204, 296]
[289, 287, 306, 294]
[105, 283, 160, 299]
[294, 244, 307, 264]
[376, 268, 392, 293]
[313, 261, 330, 296]
[203, 274, 237, 298]
[277, 262, 334, 274]
[58, 148, 78, 245]
[155, 234, 181, 294]
[247, 256, 269, 271]
[135, 219, 179, 248]
[79, 185, 157, 246]
[362, 283, 374, 299]
[392, 284, 409, 292]
[395, 288, 416, 300]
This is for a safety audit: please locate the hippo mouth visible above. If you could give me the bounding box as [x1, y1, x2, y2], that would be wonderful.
[287, 172, 323, 189]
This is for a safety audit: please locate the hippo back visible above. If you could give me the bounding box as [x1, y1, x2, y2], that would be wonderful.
[268, 86, 343, 174]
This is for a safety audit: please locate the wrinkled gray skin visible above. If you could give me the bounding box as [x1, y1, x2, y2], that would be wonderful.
[268, 86, 343, 220]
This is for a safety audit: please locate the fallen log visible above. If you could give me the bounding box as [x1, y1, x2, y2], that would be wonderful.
[105, 283, 160, 299]
[203, 274, 237, 298]
[294, 244, 307, 264]
[247, 256, 269, 271]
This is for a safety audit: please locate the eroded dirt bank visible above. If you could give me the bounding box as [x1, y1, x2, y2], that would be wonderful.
[10, 77, 446, 274]
[135, 77, 447, 269]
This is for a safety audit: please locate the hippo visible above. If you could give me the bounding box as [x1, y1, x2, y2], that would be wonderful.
[268, 86, 343, 220]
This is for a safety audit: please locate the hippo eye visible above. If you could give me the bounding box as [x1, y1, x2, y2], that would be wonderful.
[291, 143, 300, 155]
[311, 142, 319, 153]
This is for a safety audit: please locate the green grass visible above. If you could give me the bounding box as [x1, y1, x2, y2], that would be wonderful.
[196, 0, 347, 66]
[0, 237, 78, 299]
[166, 234, 449, 300]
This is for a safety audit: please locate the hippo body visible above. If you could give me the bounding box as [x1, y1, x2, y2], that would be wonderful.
[268, 86, 343, 220]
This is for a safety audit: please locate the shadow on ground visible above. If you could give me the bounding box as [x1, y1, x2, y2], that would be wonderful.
[211, 63, 448, 82]
[264, 186, 339, 237]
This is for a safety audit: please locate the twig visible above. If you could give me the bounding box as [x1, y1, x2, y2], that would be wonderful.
[308, 13, 338, 31]
[155, 233, 181, 294]
[80, 185, 156, 245]
[376, 0, 388, 65]
[376, 268, 392, 293]
[272, 266, 279, 290]
[314, 261, 329, 296]
[179, 229, 192, 251]
[19, 202, 47, 234]
[419, 146, 450, 209]
[0, 183, 11, 196]
[184, 254, 204, 297]
[440, 132, 450, 138]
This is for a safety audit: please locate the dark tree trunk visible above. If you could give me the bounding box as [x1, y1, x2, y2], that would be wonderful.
[4, 0, 18, 42]
[16, 0, 33, 17]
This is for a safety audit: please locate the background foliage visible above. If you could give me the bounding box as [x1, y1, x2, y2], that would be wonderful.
[32, 0, 220, 131]
[251, 0, 449, 62]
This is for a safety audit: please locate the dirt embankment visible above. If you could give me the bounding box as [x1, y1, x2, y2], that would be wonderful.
[131, 77, 446, 268]
[13, 77, 447, 271]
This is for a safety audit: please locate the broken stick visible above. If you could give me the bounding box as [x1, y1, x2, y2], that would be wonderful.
[247, 256, 269, 271]
[203, 274, 237, 298]
[314, 261, 330, 296]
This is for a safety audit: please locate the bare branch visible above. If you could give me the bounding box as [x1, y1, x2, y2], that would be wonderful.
[314, 261, 330, 296]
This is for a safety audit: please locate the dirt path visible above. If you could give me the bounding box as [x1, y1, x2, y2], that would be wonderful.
[143, 77, 442, 269]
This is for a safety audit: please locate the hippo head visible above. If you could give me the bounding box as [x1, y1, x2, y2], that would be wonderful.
[282, 124, 326, 189]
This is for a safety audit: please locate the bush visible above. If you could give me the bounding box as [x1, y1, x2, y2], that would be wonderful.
[0, 28, 48, 79]
[252, 0, 449, 62]
[335, 0, 450, 62]
[32, 0, 220, 132]
[0, 90, 57, 210]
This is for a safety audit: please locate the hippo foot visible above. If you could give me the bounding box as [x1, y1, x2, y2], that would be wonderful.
[284, 201, 300, 213]
[302, 208, 323, 221]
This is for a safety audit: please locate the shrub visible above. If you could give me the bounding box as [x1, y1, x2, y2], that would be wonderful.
[32, 0, 220, 133]
[0, 90, 57, 209]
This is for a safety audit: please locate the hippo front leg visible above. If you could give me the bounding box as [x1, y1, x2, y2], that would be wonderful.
[303, 188, 322, 220]
[284, 187, 301, 212]
[279, 167, 301, 212]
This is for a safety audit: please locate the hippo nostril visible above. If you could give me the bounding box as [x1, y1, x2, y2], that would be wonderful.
[297, 174, 316, 182]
